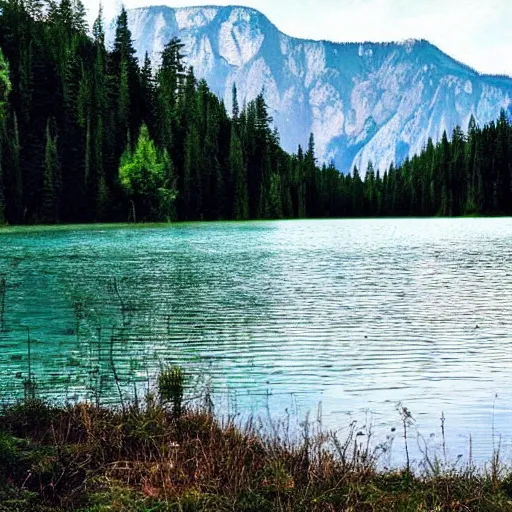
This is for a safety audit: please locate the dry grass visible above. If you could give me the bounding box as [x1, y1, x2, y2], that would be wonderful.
[2, 397, 512, 511]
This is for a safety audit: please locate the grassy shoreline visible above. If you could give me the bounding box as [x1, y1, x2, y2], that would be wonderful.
[2, 397, 512, 511]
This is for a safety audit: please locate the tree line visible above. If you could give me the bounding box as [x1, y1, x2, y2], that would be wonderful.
[0, 0, 511, 225]
[344, 113, 512, 218]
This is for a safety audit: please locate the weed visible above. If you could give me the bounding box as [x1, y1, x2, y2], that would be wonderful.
[158, 366, 185, 418]
[1, 375, 512, 511]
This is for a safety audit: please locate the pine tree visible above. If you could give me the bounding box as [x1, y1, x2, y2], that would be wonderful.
[201, 92, 225, 219]
[451, 125, 465, 216]
[140, 52, 155, 129]
[93, 3, 105, 44]
[4, 112, 23, 223]
[60, 41, 86, 220]
[364, 161, 376, 215]
[0, 47, 10, 120]
[58, 0, 75, 29]
[232, 82, 240, 121]
[159, 149, 178, 221]
[112, 7, 136, 62]
[352, 166, 364, 216]
[495, 110, 510, 213]
[296, 145, 306, 218]
[304, 133, 317, 217]
[473, 139, 485, 213]
[155, 38, 185, 153]
[25, 0, 45, 21]
[40, 118, 60, 224]
[231, 128, 248, 220]
[464, 116, 478, 214]
[72, 0, 89, 34]
[91, 26, 110, 219]
[0, 47, 10, 224]
[267, 173, 283, 219]
[439, 131, 451, 216]
[118, 59, 130, 135]
[183, 125, 202, 220]
[110, 6, 141, 161]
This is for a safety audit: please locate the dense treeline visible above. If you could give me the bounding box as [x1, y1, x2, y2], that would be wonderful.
[0, 1, 511, 225]
[0, 0, 308, 224]
[343, 113, 512, 217]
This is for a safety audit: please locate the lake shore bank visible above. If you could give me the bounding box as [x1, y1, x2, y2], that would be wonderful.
[1, 396, 512, 512]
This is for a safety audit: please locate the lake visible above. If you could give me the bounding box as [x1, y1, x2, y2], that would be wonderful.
[1, 218, 512, 465]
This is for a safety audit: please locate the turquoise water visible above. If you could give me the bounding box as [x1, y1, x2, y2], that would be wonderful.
[1, 219, 512, 464]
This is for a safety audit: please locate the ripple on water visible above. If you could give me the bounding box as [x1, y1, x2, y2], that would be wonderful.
[1, 218, 512, 462]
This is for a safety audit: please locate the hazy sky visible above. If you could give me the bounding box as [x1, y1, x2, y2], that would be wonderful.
[85, 0, 512, 76]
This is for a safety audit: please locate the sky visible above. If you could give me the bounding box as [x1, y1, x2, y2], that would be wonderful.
[84, 0, 512, 77]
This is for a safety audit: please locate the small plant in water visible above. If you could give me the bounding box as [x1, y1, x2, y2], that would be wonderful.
[158, 366, 185, 417]
[397, 402, 415, 473]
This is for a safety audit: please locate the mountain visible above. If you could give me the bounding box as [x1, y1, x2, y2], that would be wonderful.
[109, 5, 512, 173]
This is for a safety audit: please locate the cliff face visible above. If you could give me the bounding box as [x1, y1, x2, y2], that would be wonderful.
[113, 5, 512, 173]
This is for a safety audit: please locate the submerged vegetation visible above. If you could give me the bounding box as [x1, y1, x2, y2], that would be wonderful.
[2, 385, 512, 511]
[0, 1, 511, 225]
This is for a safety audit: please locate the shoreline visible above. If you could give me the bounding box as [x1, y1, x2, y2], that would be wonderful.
[1, 394, 512, 511]
[0, 215, 511, 233]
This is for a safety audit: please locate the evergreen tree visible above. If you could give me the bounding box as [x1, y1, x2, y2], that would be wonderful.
[40, 118, 60, 224]
[4, 112, 22, 223]
[0, 47, 10, 116]
[267, 173, 283, 219]
[25, 0, 45, 21]
[92, 3, 105, 44]
[352, 166, 364, 216]
[140, 52, 155, 129]
[155, 38, 185, 156]
[231, 128, 248, 220]
[72, 0, 89, 34]
[232, 82, 240, 121]
[0, 47, 10, 224]
[183, 124, 202, 220]
[0, 0, 511, 226]
[439, 131, 451, 216]
[110, 6, 141, 161]
[296, 145, 306, 218]
[304, 132, 317, 217]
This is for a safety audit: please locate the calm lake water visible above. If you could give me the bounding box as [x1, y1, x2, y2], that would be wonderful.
[1, 218, 512, 464]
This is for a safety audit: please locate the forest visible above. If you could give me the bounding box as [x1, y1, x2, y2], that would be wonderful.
[0, 0, 511, 225]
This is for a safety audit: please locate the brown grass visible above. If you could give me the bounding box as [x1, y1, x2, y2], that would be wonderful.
[2, 397, 512, 511]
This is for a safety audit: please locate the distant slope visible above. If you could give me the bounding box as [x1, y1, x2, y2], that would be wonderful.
[110, 5, 512, 173]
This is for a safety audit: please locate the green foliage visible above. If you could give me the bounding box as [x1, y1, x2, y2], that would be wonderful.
[119, 124, 177, 221]
[0, 46, 10, 224]
[231, 129, 249, 220]
[40, 118, 60, 224]
[0, 47, 10, 120]
[0, 2, 511, 225]
[158, 365, 185, 417]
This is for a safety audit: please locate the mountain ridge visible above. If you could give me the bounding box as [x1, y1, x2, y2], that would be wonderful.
[110, 4, 512, 173]
[125, 4, 508, 77]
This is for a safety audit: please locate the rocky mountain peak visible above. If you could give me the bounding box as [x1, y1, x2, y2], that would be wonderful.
[108, 4, 512, 174]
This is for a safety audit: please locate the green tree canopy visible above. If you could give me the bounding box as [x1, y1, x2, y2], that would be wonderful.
[0, 47, 10, 120]
[119, 124, 177, 222]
